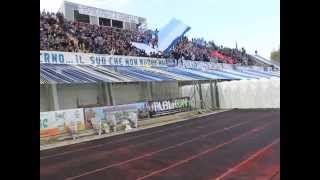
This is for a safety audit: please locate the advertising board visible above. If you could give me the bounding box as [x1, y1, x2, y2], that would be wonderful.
[40, 108, 85, 137]
[148, 97, 191, 117]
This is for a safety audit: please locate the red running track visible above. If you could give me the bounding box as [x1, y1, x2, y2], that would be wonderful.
[40, 109, 280, 180]
[214, 138, 280, 180]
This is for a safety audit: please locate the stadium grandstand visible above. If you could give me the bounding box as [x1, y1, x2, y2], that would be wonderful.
[39, 0, 280, 150]
[40, 0, 279, 111]
[40, 1, 280, 179]
[40, 1, 279, 67]
[40, 0, 279, 112]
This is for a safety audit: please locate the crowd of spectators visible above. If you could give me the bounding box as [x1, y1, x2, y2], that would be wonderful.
[40, 11, 156, 57]
[169, 37, 211, 62]
[170, 37, 258, 65]
[215, 47, 258, 65]
[40, 11, 259, 65]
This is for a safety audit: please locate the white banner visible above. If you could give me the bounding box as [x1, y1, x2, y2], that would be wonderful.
[40, 51, 168, 67]
[236, 65, 265, 72]
[179, 60, 223, 71]
[221, 63, 236, 70]
[40, 51, 265, 71]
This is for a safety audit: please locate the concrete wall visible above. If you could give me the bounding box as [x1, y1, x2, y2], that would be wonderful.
[40, 81, 217, 112]
[40, 82, 152, 111]
[41, 79, 280, 112]
[106, 81, 180, 105]
[62, 2, 76, 22]
[61, 1, 145, 30]
[40, 85, 50, 112]
[111, 82, 148, 105]
[90, 16, 99, 25]
[151, 81, 180, 101]
[57, 84, 100, 110]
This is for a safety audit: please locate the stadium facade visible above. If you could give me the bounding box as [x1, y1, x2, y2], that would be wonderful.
[58, 1, 147, 31]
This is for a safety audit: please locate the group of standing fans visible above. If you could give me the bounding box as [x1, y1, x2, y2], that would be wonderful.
[40, 11, 257, 65]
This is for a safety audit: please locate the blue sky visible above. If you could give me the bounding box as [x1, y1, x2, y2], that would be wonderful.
[40, 0, 279, 58]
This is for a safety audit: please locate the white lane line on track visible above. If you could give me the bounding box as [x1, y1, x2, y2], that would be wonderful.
[41, 110, 274, 160]
[41, 126, 181, 160]
[269, 169, 280, 180]
[64, 119, 260, 180]
[214, 138, 280, 180]
[41, 119, 253, 169]
[40, 111, 236, 160]
[40, 110, 232, 152]
[136, 122, 275, 180]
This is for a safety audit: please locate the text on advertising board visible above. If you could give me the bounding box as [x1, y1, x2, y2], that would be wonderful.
[148, 97, 191, 117]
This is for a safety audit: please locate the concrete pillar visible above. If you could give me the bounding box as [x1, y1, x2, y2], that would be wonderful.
[40, 84, 51, 112]
[99, 83, 107, 105]
[150, 82, 154, 101]
[198, 81, 204, 109]
[193, 81, 197, 109]
[210, 80, 215, 109]
[214, 80, 220, 109]
[105, 83, 114, 106]
[49, 83, 60, 111]
[90, 16, 99, 25]
[144, 82, 153, 101]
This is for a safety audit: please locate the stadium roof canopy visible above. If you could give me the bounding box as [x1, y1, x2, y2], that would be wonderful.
[40, 64, 279, 84]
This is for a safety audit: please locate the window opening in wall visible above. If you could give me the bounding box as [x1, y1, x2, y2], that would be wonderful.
[74, 10, 90, 23]
[99, 17, 111, 26]
[112, 20, 123, 29]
